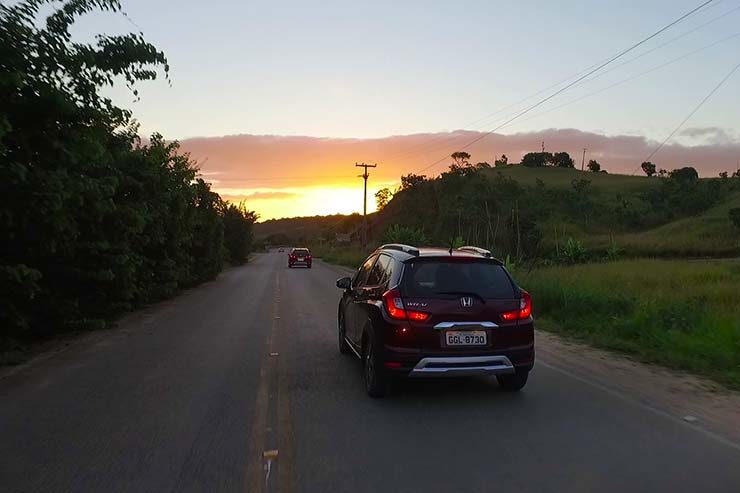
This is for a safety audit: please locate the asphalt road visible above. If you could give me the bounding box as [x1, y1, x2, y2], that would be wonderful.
[2, 251, 740, 492]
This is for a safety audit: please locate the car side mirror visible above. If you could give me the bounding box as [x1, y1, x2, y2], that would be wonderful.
[336, 277, 352, 290]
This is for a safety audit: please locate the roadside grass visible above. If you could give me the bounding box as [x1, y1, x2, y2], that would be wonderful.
[517, 259, 740, 389]
[309, 244, 368, 270]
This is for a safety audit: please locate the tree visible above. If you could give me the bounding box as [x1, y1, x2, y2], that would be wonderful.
[400, 173, 427, 190]
[719, 171, 729, 179]
[222, 203, 258, 265]
[587, 159, 601, 173]
[552, 152, 575, 168]
[494, 154, 509, 167]
[375, 187, 392, 211]
[670, 166, 699, 182]
[448, 151, 475, 175]
[474, 162, 491, 169]
[641, 161, 657, 177]
[658, 168, 668, 177]
[451, 151, 471, 167]
[521, 152, 553, 168]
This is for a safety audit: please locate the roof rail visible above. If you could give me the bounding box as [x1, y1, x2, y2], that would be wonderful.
[457, 246, 492, 258]
[379, 243, 420, 256]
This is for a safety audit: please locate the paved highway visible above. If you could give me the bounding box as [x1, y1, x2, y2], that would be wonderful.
[1, 252, 740, 492]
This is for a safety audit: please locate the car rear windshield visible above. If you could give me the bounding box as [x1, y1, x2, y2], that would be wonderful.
[400, 260, 516, 299]
[293, 249, 309, 255]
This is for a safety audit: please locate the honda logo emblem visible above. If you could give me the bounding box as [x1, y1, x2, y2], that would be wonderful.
[460, 297, 473, 307]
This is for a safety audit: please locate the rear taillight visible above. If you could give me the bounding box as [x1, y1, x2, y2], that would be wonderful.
[382, 289, 429, 322]
[501, 290, 532, 321]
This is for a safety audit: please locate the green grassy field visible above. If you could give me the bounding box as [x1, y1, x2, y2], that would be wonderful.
[517, 259, 740, 389]
[308, 243, 369, 269]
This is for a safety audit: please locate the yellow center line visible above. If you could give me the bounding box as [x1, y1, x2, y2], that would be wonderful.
[245, 271, 281, 492]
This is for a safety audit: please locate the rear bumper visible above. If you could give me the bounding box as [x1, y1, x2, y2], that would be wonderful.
[409, 355, 515, 377]
[382, 345, 534, 377]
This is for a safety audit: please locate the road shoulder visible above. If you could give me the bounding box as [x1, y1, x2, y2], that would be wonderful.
[537, 329, 740, 449]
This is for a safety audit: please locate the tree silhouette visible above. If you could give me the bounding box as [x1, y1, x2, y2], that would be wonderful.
[641, 161, 657, 177]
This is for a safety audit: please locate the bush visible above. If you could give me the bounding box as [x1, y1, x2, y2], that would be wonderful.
[560, 237, 588, 264]
[383, 224, 428, 245]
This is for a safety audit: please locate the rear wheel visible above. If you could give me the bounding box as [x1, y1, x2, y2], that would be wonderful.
[338, 310, 351, 355]
[497, 371, 529, 391]
[364, 334, 389, 398]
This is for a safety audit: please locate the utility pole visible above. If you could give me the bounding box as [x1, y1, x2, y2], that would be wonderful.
[355, 162, 377, 248]
[541, 141, 545, 153]
[581, 148, 587, 171]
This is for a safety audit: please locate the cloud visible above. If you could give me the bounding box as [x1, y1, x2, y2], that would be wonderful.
[178, 128, 740, 190]
[678, 126, 736, 145]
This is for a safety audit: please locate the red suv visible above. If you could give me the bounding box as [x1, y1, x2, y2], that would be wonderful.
[336, 244, 534, 397]
[288, 247, 312, 268]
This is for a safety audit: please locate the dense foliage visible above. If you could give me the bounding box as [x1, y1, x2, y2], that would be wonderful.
[1, 1, 255, 346]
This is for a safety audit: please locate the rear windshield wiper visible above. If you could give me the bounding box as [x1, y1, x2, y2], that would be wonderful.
[434, 291, 486, 303]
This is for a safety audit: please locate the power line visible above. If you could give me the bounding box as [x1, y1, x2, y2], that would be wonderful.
[385, 2, 738, 166]
[413, 0, 719, 174]
[498, 30, 740, 132]
[641, 57, 740, 166]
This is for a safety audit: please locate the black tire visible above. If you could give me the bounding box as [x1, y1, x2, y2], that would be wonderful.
[497, 371, 529, 391]
[363, 334, 389, 398]
[338, 310, 351, 355]
[307, 264, 312, 269]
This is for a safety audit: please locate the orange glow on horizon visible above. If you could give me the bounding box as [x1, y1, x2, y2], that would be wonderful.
[216, 181, 399, 221]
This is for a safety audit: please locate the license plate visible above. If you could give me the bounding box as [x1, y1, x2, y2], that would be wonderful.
[445, 330, 487, 346]
[297, 257, 304, 261]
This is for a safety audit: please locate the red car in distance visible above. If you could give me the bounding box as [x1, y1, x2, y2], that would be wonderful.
[288, 247, 312, 268]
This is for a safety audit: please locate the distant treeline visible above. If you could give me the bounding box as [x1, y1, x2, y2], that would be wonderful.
[0, 0, 256, 346]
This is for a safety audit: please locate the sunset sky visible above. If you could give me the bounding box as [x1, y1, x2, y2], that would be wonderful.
[73, 0, 740, 220]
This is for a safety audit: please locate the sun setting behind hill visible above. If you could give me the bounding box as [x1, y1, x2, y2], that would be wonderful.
[181, 129, 740, 220]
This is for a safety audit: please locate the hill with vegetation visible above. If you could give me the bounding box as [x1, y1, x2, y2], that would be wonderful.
[371, 162, 740, 261]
